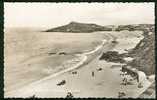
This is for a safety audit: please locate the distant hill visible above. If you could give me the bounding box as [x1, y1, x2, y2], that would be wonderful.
[115, 24, 154, 36]
[45, 22, 154, 34]
[115, 24, 154, 31]
[45, 21, 112, 33]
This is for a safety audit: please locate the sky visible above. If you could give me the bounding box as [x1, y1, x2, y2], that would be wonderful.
[4, 3, 155, 28]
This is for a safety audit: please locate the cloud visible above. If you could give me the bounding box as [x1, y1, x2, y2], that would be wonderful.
[4, 3, 154, 28]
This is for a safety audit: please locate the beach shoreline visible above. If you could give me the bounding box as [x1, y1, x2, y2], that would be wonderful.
[5, 32, 114, 96]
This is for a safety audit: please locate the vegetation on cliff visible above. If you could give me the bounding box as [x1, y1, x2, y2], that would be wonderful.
[100, 24, 155, 75]
[128, 33, 155, 75]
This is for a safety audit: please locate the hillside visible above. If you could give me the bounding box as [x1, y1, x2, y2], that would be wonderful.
[45, 21, 112, 33]
[128, 33, 155, 75]
[115, 24, 154, 37]
[99, 24, 155, 76]
[115, 24, 154, 31]
[126, 24, 155, 75]
[116, 24, 155, 75]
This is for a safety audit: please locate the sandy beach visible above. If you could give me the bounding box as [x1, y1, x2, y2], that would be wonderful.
[4, 3, 155, 98]
[5, 31, 151, 98]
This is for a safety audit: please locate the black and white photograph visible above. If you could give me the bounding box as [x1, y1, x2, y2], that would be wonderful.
[4, 3, 155, 98]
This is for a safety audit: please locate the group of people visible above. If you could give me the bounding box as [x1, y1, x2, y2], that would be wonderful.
[62, 64, 148, 98]
[121, 66, 148, 87]
[118, 65, 148, 98]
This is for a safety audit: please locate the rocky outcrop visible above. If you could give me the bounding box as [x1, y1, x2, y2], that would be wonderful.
[99, 51, 126, 63]
[45, 21, 112, 33]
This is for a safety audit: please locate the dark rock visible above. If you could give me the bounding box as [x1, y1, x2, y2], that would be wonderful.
[112, 40, 118, 44]
[57, 80, 66, 86]
[48, 52, 56, 55]
[58, 52, 67, 55]
[99, 51, 125, 63]
[97, 68, 103, 71]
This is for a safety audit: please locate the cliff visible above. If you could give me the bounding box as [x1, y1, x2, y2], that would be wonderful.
[128, 33, 155, 75]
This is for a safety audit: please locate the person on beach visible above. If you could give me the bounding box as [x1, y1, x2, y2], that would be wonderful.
[118, 92, 126, 98]
[92, 71, 94, 77]
[29, 94, 36, 99]
[66, 92, 74, 98]
[121, 73, 129, 85]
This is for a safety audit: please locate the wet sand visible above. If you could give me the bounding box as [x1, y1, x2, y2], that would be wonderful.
[5, 30, 150, 98]
[4, 30, 107, 92]
[5, 31, 151, 98]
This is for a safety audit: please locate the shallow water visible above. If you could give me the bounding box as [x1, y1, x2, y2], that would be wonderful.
[4, 28, 144, 96]
[4, 28, 108, 92]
